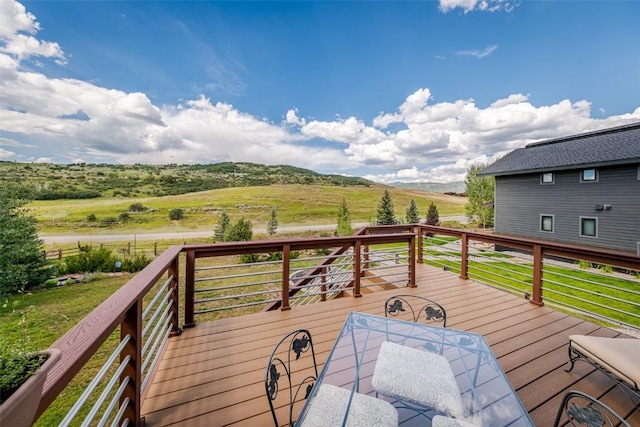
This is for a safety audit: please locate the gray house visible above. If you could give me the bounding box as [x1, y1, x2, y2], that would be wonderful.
[480, 122, 640, 255]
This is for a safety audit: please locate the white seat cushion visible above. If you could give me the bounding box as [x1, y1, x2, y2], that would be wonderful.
[372, 341, 464, 418]
[569, 335, 640, 389]
[298, 383, 398, 427]
[432, 415, 478, 427]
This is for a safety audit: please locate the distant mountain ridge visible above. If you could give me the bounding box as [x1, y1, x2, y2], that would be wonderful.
[0, 161, 374, 200]
[390, 181, 466, 194]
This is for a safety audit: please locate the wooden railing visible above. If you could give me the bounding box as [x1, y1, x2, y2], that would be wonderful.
[36, 225, 639, 425]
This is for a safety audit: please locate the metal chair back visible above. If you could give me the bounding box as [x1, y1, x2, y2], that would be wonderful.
[265, 329, 318, 426]
[553, 390, 631, 427]
[384, 294, 447, 327]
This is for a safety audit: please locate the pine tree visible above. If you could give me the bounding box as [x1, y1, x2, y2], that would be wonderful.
[0, 193, 48, 294]
[267, 207, 278, 236]
[405, 199, 420, 224]
[213, 211, 230, 242]
[426, 202, 440, 226]
[335, 198, 353, 236]
[376, 189, 396, 225]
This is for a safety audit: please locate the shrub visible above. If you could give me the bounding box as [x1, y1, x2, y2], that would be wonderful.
[121, 254, 151, 272]
[118, 212, 130, 222]
[86, 213, 97, 222]
[43, 279, 58, 289]
[0, 339, 47, 404]
[168, 208, 184, 220]
[64, 245, 117, 274]
[578, 260, 592, 270]
[598, 264, 613, 274]
[128, 203, 145, 212]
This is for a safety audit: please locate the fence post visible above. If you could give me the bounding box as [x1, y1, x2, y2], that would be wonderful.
[353, 240, 362, 297]
[154, 242, 158, 256]
[281, 244, 291, 311]
[120, 298, 142, 425]
[531, 244, 544, 306]
[42, 250, 46, 261]
[184, 250, 196, 328]
[460, 233, 469, 280]
[168, 255, 180, 336]
[127, 242, 131, 255]
[57, 248, 63, 260]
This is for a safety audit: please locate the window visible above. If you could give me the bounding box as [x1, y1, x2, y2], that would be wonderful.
[540, 215, 554, 233]
[581, 169, 597, 182]
[580, 217, 597, 238]
[540, 173, 554, 184]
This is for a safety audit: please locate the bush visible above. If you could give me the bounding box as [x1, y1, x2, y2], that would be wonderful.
[64, 245, 117, 274]
[168, 208, 184, 220]
[43, 279, 58, 289]
[86, 213, 97, 222]
[118, 212, 130, 222]
[578, 260, 592, 269]
[121, 254, 151, 272]
[128, 203, 146, 212]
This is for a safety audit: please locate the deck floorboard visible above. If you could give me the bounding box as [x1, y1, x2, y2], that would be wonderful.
[141, 263, 638, 426]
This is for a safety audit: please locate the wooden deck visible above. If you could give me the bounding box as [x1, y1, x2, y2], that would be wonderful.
[141, 264, 639, 426]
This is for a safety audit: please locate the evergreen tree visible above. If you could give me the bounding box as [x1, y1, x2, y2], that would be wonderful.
[426, 202, 440, 226]
[224, 218, 253, 242]
[465, 164, 495, 228]
[405, 199, 420, 224]
[0, 193, 48, 294]
[376, 189, 396, 225]
[267, 207, 278, 236]
[335, 198, 353, 236]
[214, 211, 230, 242]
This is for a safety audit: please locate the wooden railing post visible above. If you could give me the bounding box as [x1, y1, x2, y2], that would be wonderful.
[281, 244, 291, 310]
[168, 255, 180, 336]
[415, 226, 423, 264]
[531, 244, 544, 306]
[320, 267, 327, 302]
[184, 250, 196, 328]
[408, 233, 416, 288]
[460, 233, 469, 280]
[353, 240, 362, 297]
[121, 299, 142, 425]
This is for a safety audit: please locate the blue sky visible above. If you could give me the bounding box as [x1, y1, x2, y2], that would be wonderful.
[1, 0, 639, 183]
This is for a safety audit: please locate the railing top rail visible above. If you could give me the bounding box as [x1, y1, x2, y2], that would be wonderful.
[182, 233, 415, 257]
[39, 245, 183, 417]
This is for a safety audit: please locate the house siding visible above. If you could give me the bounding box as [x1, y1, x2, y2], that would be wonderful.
[494, 164, 640, 254]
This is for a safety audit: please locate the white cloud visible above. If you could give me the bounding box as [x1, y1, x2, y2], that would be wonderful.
[439, 0, 518, 14]
[0, 148, 15, 159]
[0, 0, 65, 64]
[35, 157, 52, 163]
[456, 44, 498, 59]
[1, 0, 639, 185]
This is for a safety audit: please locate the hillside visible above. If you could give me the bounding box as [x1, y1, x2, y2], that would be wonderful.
[0, 161, 373, 200]
[390, 181, 466, 194]
[31, 184, 467, 234]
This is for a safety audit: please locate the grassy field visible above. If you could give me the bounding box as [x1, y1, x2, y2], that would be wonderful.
[31, 184, 467, 234]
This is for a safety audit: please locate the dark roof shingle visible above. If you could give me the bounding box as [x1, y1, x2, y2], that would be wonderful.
[480, 122, 640, 176]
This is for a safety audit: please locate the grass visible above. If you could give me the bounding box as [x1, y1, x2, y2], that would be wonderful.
[30, 184, 467, 234]
[0, 275, 130, 426]
[423, 245, 640, 328]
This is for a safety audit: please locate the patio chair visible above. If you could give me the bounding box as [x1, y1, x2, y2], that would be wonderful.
[566, 335, 640, 406]
[265, 329, 398, 427]
[553, 390, 631, 427]
[265, 329, 318, 426]
[384, 294, 447, 326]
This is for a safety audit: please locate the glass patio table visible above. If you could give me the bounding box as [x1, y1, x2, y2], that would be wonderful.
[296, 311, 534, 426]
